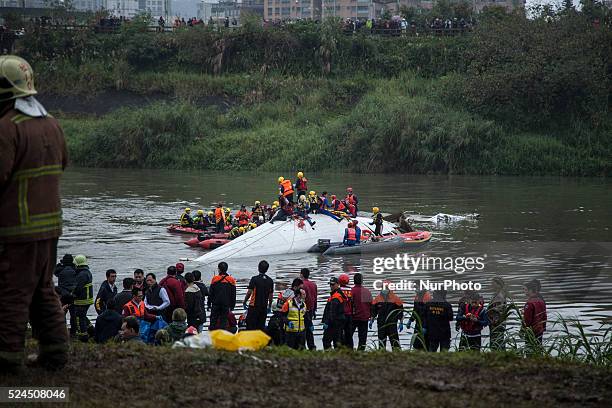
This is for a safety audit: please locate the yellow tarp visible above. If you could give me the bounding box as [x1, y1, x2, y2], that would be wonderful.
[209, 330, 271, 351]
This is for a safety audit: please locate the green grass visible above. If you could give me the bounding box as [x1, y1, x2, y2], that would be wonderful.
[59, 72, 612, 176]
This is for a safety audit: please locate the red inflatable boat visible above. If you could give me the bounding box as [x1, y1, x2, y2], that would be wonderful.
[184, 233, 229, 247]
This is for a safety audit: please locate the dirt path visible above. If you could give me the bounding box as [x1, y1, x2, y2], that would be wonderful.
[2, 344, 610, 407]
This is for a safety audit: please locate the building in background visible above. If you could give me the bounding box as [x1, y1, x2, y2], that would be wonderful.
[197, 0, 240, 22]
[264, 0, 322, 20]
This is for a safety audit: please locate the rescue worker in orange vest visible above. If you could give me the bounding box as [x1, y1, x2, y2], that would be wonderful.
[0, 56, 69, 372]
[370, 283, 404, 350]
[235, 205, 251, 227]
[456, 292, 489, 351]
[214, 203, 225, 233]
[338, 273, 355, 349]
[345, 187, 359, 216]
[322, 277, 346, 350]
[294, 171, 308, 201]
[122, 287, 156, 322]
[278, 176, 294, 203]
[269, 195, 294, 224]
[208, 262, 237, 331]
[331, 195, 346, 212]
[343, 222, 360, 247]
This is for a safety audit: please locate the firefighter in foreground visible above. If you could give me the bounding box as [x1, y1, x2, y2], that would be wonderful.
[0, 56, 69, 372]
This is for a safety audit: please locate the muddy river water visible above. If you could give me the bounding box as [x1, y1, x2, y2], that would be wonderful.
[58, 168, 612, 348]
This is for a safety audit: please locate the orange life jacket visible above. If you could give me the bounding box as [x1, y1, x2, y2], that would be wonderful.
[281, 179, 294, 197]
[333, 199, 346, 211]
[346, 227, 356, 241]
[327, 291, 345, 304]
[125, 300, 145, 318]
[214, 207, 225, 222]
[236, 210, 250, 226]
[345, 194, 357, 205]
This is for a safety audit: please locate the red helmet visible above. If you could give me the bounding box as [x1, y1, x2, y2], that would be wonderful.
[331, 194, 337, 199]
[339, 273, 350, 286]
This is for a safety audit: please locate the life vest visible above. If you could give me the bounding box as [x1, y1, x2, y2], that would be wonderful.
[345, 194, 357, 205]
[285, 298, 306, 332]
[296, 178, 307, 191]
[236, 210, 250, 226]
[252, 206, 263, 218]
[214, 208, 225, 222]
[346, 227, 356, 241]
[308, 195, 318, 205]
[341, 288, 353, 316]
[327, 291, 345, 304]
[180, 212, 191, 226]
[460, 304, 484, 333]
[333, 199, 346, 211]
[125, 300, 145, 318]
[281, 179, 294, 197]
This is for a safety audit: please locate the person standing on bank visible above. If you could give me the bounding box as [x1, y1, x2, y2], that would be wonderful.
[300, 268, 318, 350]
[243, 260, 274, 331]
[209, 262, 236, 330]
[144, 273, 170, 317]
[0, 55, 70, 372]
[95, 269, 118, 315]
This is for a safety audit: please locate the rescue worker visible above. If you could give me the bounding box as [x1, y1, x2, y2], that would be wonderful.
[300, 268, 318, 350]
[208, 262, 236, 330]
[320, 192, 330, 209]
[94, 269, 117, 315]
[0, 55, 69, 372]
[54, 254, 77, 311]
[370, 284, 404, 350]
[214, 203, 225, 233]
[72, 255, 94, 342]
[370, 207, 384, 236]
[206, 211, 215, 226]
[307, 191, 320, 213]
[246, 222, 257, 232]
[457, 292, 489, 351]
[322, 277, 346, 350]
[180, 207, 193, 227]
[228, 226, 243, 240]
[236, 205, 251, 227]
[267, 289, 294, 346]
[278, 176, 294, 203]
[281, 285, 307, 350]
[192, 209, 206, 229]
[294, 171, 308, 200]
[345, 187, 359, 216]
[522, 279, 547, 349]
[408, 289, 432, 350]
[269, 195, 293, 224]
[123, 287, 156, 322]
[144, 273, 170, 317]
[242, 260, 274, 331]
[184, 273, 205, 330]
[351, 273, 372, 351]
[338, 273, 354, 348]
[331, 194, 346, 212]
[224, 207, 233, 227]
[251, 201, 264, 224]
[424, 289, 453, 352]
[343, 222, 359, 246]
[296, 195, 315, 227]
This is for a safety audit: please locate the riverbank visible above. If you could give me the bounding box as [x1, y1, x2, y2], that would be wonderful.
[19, 11, 612, 176]
[3, 342, 611, 407]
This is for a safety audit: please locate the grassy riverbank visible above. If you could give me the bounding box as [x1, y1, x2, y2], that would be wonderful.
[19, 9, 612, 176]
[3, 342, 611, 407]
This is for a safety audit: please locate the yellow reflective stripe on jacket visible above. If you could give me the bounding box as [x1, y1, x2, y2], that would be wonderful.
[0, 216, 62, 237]
[11, 114, 34, 124]
[13, 164, 63, 179]
[74, 283, 94, 305]
[286, 301, 306, 332]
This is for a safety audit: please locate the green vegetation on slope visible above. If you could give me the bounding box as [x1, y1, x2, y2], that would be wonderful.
[20, 8, 612, 175]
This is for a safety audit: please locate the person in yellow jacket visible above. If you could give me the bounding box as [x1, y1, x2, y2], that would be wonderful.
[0, 56, 69, 372]
[280, 280, 308, 350]
[180, 207, 193, 227]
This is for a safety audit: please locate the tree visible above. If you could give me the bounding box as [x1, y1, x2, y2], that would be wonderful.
[431, 0, 453, 19]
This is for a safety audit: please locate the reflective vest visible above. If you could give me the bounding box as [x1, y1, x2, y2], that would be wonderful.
[0, 109, 67, 243]
[285, 298, 306, 332]
[460, 304, 484, 333]
[236, 210, 250, 226]
[346, 227, 356, 241]
[180, 212, 191, 226]
[252, 206, 263, 218]
[280, 179, 294, 197]
[74, 282, 94, 306]
[346, 194, 357, 205]
[333, 199, 345, 211]
[295, 178, 307, 191]
[214, 208, 225, 222]
[125, 300, 145, 318]
[341, 288, 354, 316]
[327, 291, 345, 304]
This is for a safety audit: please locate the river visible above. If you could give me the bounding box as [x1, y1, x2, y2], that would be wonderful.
[58, 168, 612, 349]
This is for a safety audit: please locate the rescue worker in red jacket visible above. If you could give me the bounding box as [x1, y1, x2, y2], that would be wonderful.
[345, 187, 359, 216]
[235, 205, 251, 227]
[294, 171, 308, 201]
[0, 56, 69, 372]
[208, 262, 237, 330]
[331, 195, 346, 212]
[278, 176, 294, 203]
[456, 292, 489, 351]
[370, 284, 404, 350]
[322, 277, 346, 350]
[338, 273, 355, 348]
[522, 279, 547, 346]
